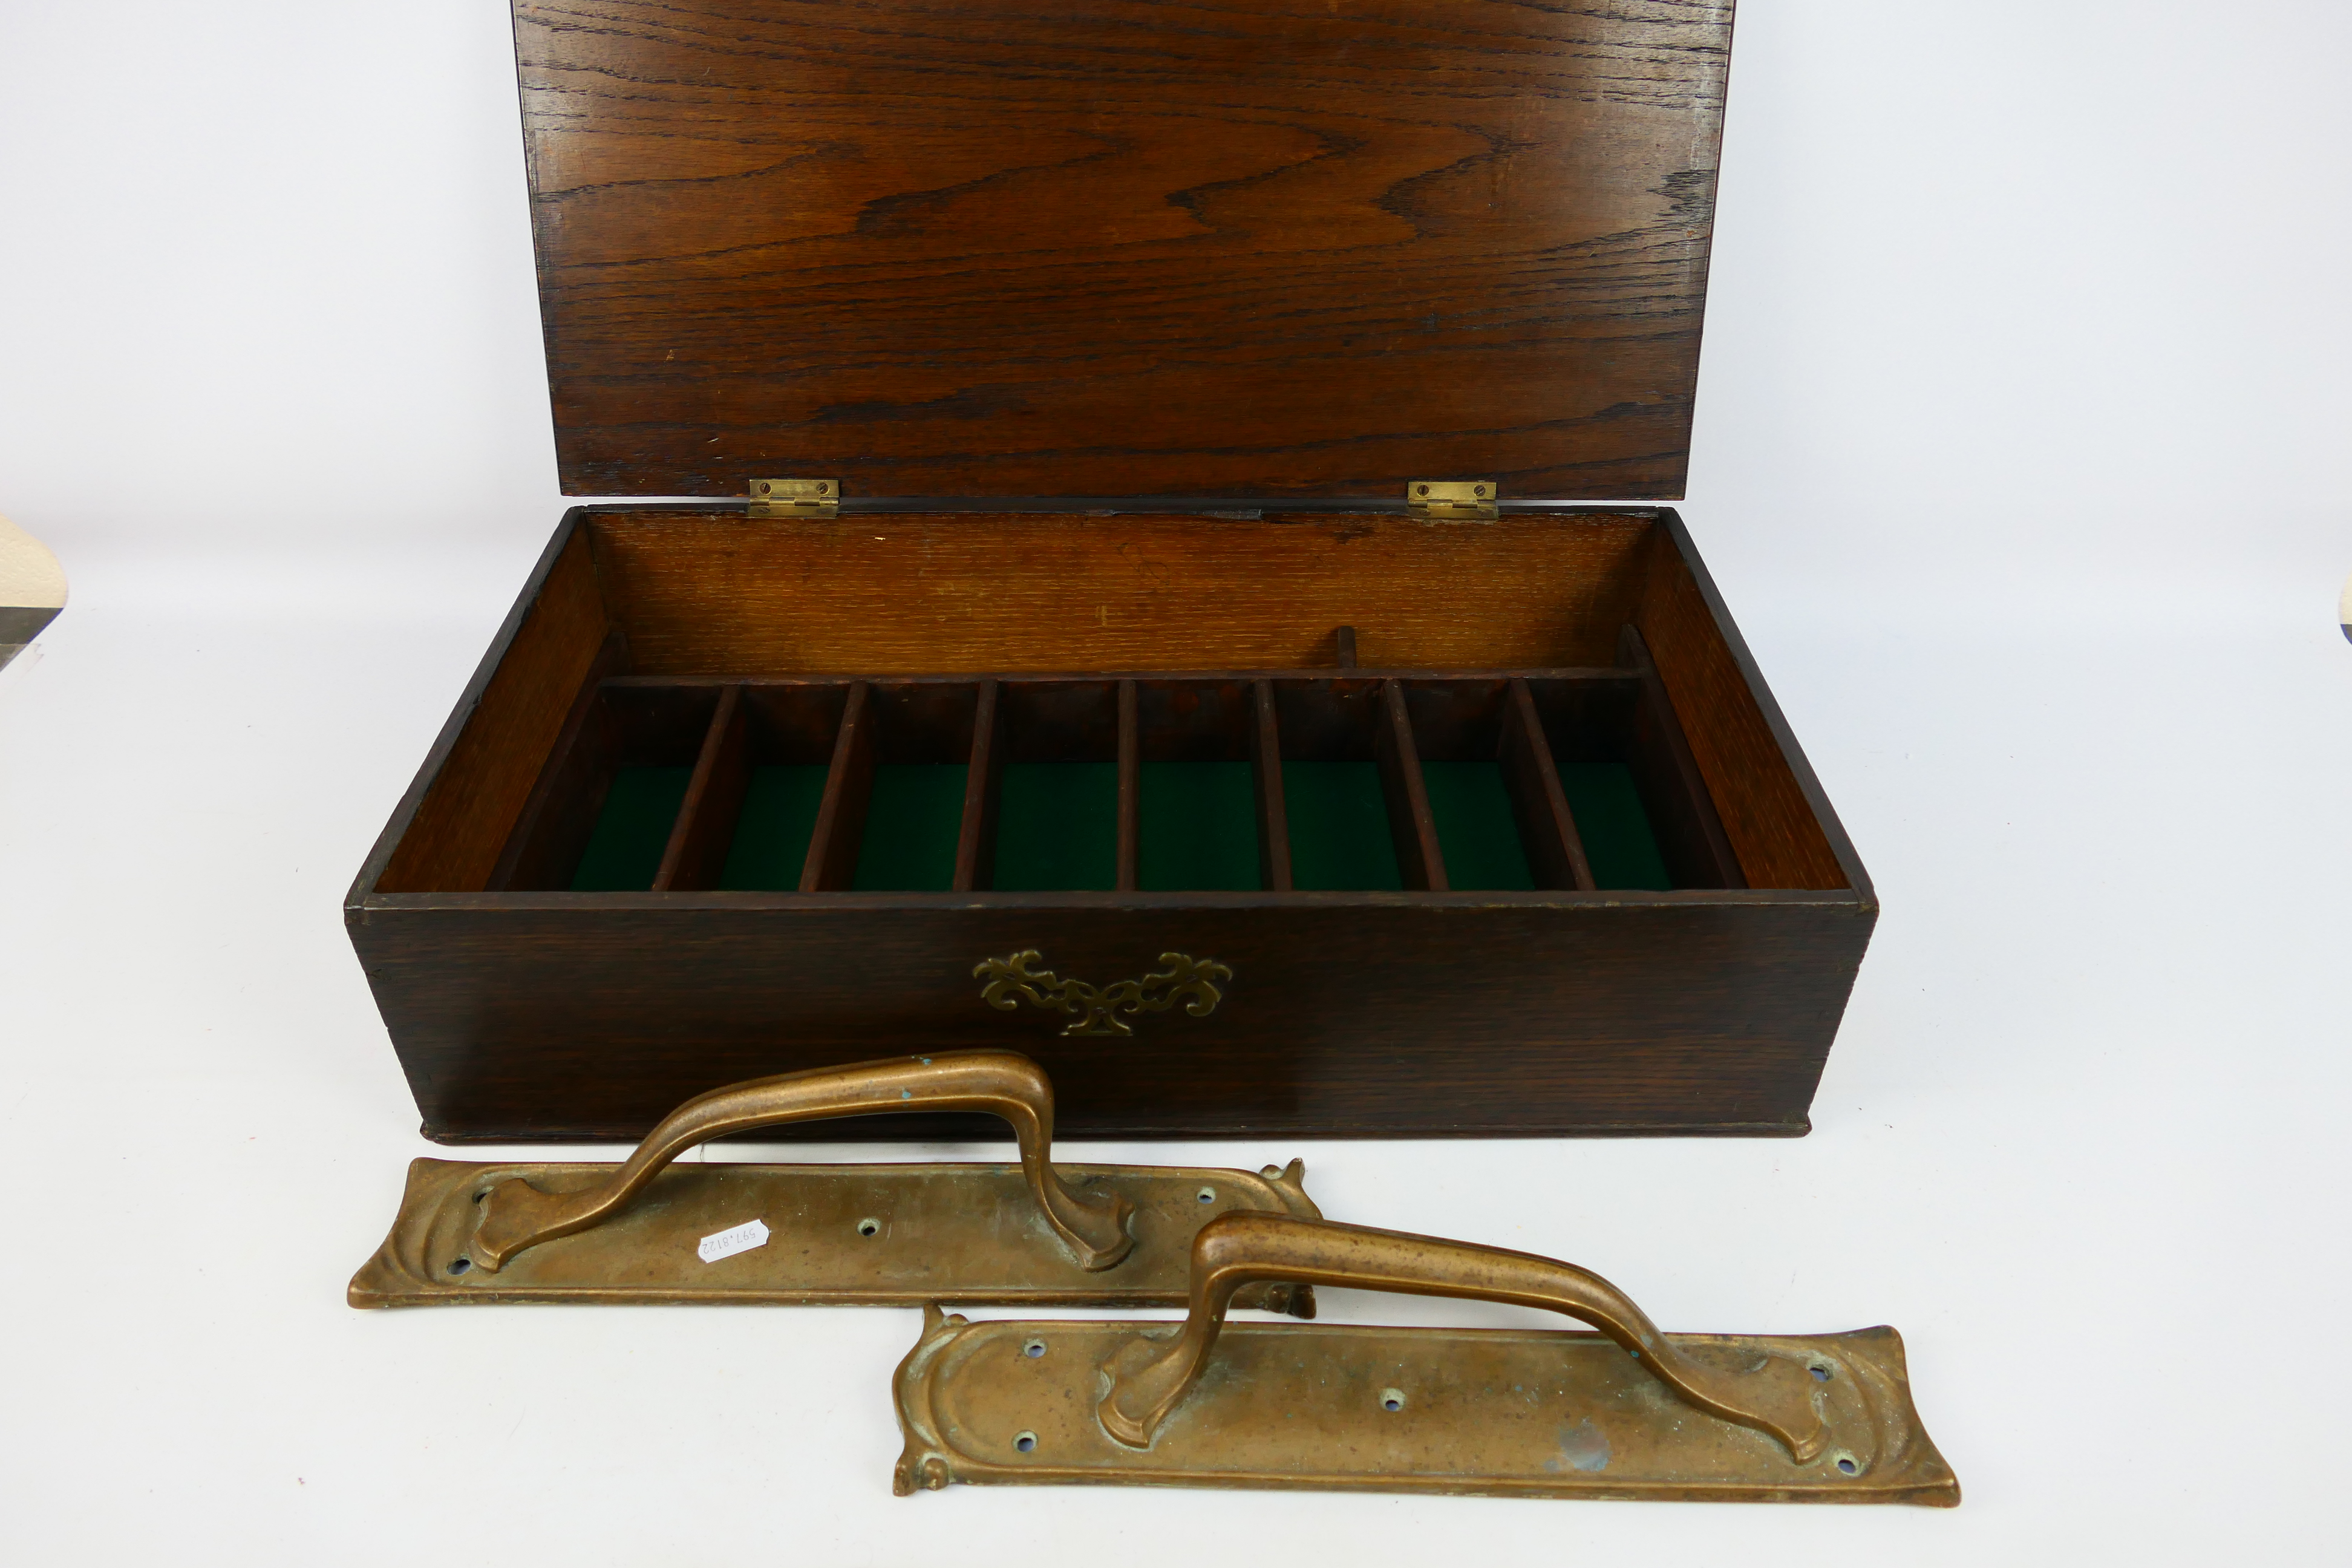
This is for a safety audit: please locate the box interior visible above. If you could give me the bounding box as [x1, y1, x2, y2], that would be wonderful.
[374, 511, 1849, 897]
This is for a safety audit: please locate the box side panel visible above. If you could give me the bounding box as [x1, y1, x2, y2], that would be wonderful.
[375, 526, 613, 892]
[588, 511, 1654, 676]
[350, 901, 1869, 1140]
[1633, 522, 1851, 892]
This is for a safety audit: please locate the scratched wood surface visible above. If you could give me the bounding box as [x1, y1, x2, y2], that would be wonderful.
[514, 0, 1735, 498]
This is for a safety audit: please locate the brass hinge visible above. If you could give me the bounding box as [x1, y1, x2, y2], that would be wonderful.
[1405, 480, 1497, 520]
[750, 477, 840, 517]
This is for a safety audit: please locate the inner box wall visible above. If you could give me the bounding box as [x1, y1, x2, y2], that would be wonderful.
[369, 509, 1847, 895]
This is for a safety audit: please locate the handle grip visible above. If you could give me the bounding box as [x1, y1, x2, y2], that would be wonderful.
[1097, 1214, 1826, 1461]
[468, 1050, 1134, 1273]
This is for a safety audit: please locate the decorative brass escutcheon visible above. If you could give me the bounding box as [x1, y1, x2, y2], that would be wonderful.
[975, 950, 1230, 1037]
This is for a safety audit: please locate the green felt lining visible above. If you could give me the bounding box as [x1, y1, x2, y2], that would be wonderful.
[1282, 760, 1401, 891]
[1558, 762, 1673, 890]
[1139, 760, 1260, 891]
[565, 756, 1674, 896]
[853, 764, 967, 891]
[569, 766, 691, 891]
[1420, 760, 1535, 890]
[718, 765, 831, 890]
[993, 762, 1117, 891]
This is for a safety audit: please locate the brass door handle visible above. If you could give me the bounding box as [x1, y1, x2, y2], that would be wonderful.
[1098, 1213, 1826, 1461]
[469, 1050, 1134, 1273]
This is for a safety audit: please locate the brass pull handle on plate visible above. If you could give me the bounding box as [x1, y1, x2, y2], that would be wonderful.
[1097, 1214, 1827, 1462]
[468, 1050, 1135, 1273]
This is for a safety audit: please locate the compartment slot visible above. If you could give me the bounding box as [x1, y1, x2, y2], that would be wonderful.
[858, 764, 970, 890]
[1555, 762, 1673, 890]
[572, 768, 694, 890]
[1272, 679, 1411, 892]
[989, 681, 1119, 892]
[652, 686, 748, 891]
[713, 684, 851, 890]
[815, 681, 980, 893]
[1397, 678, 1577, 892]
[1616, 626, 1745, 889]
[1523, 664, 1731, 891]
[1132, 680, 1263, 892]
[516, 683, 722, 892]
[487, 630, 630, 890]
[1418, 760, 1530, 889]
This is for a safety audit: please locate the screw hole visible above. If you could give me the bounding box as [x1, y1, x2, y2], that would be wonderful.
[1836, 1456, 1858, 1475]
[446, 1258, 471, 1276]
[1197, 1186, 1216, 1204]
[1379, 1388, 1405, 1413]
[1023, 1339, 1046, 1359]
[1417, 485, 1430, 495]
[1013, 1431, 1037, 1453]
[857, 1218, 880, 1238]
[1809, 1364, 1833, 1382]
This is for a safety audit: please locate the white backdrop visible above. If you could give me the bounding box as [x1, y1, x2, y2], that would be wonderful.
[2, 2, 2348, 1562]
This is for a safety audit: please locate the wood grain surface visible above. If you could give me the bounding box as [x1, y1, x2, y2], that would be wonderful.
[514, 0, 1734, 498]
[587, 510, 1656, 674]
[1635, 526, 1846, 889]
[378, 525, 610, 892]
[350, 501, 1878, 1140]
[351, 891, 1867, 1142]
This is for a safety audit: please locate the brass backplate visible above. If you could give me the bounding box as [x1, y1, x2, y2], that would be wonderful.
[351, 1158, 1318, 1312]
[894, 1314, 1958, 1504]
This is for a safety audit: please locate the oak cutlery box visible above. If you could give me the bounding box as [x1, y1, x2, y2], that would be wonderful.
[347, 0, 1874, 1143]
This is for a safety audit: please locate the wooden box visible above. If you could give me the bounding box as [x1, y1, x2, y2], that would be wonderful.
[346, 0, 1874, 1143]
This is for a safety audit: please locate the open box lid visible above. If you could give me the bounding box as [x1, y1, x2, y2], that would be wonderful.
[514, 0, 1734, 501]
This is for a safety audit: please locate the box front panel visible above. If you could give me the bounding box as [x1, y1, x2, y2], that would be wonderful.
[352, 899, 1870, 1141]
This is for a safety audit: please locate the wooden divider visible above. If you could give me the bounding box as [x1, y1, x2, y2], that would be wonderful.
[1376, 679, 1448, 892]
[651, 685, 748, 891]
[1115, 679, 1140, 892]
[1501, 678, 1595, 892]
[953, 680, 1003, 892]
[1249, 681, 1293, 892]
[800, 682, 875, 892]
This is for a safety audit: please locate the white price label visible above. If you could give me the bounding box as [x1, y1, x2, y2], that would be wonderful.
[697, 1218, 771, 1264]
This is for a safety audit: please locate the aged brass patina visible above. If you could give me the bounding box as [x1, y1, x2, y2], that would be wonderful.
[747, 477, 839, 515]
[893, 1214, 1958, 1504]
[974, 950, 1229, 1037]
[1405, 479, 1499, 519]
[350, 1052, 1316, 1312]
